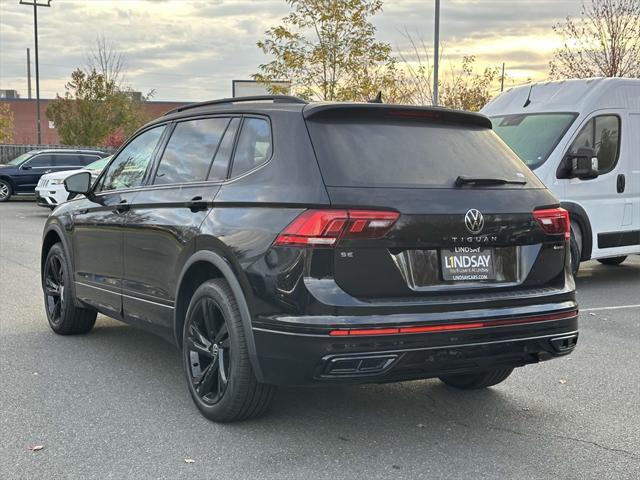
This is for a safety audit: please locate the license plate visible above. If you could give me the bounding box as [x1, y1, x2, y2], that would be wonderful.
[441, 247, 496, 281]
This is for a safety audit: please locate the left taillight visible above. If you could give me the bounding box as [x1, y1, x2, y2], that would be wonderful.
[533, 208, 570, 240]
[274, 209, 400, 247]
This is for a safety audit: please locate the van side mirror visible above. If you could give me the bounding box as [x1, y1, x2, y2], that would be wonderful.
[64, 171, 92, 195]
[568, 147, 599, 180]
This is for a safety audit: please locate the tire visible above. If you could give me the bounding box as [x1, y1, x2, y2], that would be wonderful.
[182, 279, 276, 422]
[0, 179, 12, 202]
[43, 243, 97, 334]
[569, 221, 582, 277]
[598, 256, 627, 266]
[439, 367, 514, 389]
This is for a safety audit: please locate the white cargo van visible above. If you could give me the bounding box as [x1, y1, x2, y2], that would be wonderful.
[482, 77, 640, 274]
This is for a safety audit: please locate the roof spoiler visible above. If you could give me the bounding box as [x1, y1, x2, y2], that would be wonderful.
[302, 103, 492, 129]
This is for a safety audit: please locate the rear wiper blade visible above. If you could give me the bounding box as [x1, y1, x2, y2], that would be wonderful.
[455, 175, 527, 187]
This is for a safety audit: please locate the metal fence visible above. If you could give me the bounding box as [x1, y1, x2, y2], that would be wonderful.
[0, 144, 111, 164]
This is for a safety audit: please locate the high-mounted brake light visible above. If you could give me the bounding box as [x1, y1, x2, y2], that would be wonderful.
[274, 209, 400, 247]
[533, 208, 570, 240]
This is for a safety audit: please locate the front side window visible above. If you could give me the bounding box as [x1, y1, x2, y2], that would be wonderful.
[490, 113, 577, 169]
[230, 118, 272, 178]
[25, 154, 55, 167]
[568, 115, 620, 174]
[98, 126, 164, 192]
[154, 118, 229, 185]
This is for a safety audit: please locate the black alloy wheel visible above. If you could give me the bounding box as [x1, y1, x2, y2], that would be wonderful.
[44, 253, 66, 327]
[185, 297, 231, 405]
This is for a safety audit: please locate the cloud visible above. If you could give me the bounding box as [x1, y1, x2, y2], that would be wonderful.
[0, 0, 582, 101]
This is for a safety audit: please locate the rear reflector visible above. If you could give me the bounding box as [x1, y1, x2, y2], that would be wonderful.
[328, 310, 578, 336]
[274, 209, 399, 247]
[533, 208, 570, 240]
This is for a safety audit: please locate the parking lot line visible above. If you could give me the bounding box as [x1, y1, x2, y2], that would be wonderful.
[581, 304, 640, 312]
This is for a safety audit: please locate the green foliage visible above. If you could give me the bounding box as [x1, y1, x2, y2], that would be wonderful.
[46, 69, 150, 146]
[0, 103, 14, 143]
[254, 0, 408, 102]
[439, 56, 500, 112]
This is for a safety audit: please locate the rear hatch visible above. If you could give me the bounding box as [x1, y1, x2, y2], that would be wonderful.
[303, 104, 568, 298]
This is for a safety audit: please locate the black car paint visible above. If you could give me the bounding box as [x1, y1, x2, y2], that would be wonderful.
[42, 101, 578, 387]
[0, 150, 108, 195]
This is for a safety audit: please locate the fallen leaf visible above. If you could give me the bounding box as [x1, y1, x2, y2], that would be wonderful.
[559, 379, 567, 384]
[416, 423, 425, 428]
[184, 458, 195, 464]
[28, 445, 44, 452]
[588, 312, 596, 316]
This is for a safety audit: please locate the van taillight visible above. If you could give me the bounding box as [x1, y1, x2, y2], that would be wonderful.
[274, 209, 400, 247]
[533, 208, 570, 239]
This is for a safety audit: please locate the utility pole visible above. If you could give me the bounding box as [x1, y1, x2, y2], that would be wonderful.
[27, 48, 32, 99]
[433, 0, 440, 105]
[501, 62, 505, 92]
[20, 0, 52, 144]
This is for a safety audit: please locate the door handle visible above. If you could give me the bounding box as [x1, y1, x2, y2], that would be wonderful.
[186, 196, 208, 212]
[113, 199, 130, 214]
[617, 174, 625, 193]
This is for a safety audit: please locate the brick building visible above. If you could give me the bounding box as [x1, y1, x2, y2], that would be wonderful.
[1, 97, 188, 145]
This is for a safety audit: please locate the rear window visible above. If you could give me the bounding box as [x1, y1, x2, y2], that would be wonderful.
[306, 118, 543, 188]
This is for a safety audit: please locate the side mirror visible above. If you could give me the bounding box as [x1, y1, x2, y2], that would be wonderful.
[64, 171, 92, 196]
[569, 147, 599, 180]
[21, 164, 32, 170]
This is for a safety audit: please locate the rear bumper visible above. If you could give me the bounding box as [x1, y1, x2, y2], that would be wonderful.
[252, 304, 578, 385]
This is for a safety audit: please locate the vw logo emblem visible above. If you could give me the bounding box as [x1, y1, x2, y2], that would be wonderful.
[464, 209, 484, 234]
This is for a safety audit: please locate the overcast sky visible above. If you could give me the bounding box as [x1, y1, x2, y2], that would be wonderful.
[0, 0, 583, 102]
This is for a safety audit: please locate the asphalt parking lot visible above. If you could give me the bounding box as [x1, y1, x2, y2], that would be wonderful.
[1, 200, 639, 480]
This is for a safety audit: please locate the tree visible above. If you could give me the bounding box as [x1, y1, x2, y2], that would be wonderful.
[46, 68, 149, 146]
[253, 0, 408, 102]
[549, 0, 640, 79]
[87, 34, 126, 88]
[0, 103, 14, 143]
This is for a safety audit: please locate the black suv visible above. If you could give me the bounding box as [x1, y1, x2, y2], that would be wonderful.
[41, 96, 578, 422]
[0, 149, 108, 202]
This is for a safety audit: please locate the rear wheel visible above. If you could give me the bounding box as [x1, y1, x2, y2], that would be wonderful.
[598, 256, 627, 266]
[43, 243, 96, 334]
[569, 221, 582, 276]
[0, 179, 12, 202]
[439, 367, 514, 389]
[182, 279, 276, 422]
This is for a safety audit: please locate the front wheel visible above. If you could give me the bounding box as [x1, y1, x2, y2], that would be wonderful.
[598, 256, 627, 266]
[182, 279, 276, 422]
[439, 367, 514, 389]
[43, 243, 96, 334]
[0, 179, 12, 202]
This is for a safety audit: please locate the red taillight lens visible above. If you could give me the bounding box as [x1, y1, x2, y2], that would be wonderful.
[274, 209, 400, 247]
[533, 208, 570, 240]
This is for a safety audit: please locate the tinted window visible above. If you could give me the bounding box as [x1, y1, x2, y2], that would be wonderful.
[154, 118, 229, 185]
[98, 126, 164, 191]
[78, 155, 100, 166]
[54, 154, 83, 166]
[230, 118, 271, 178]
[208, 118, 240, 181]
[26, 154, 54, 167]
[491, 113, 577, 168]
[569, 115, 620, 174]
[307, 118, 543, 188]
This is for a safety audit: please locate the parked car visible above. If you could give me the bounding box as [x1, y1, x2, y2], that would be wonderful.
[482, 77, 640, 274]
[35, 156, 112, 209]
[41, 96, 578, 422]
[0, 149, 109, 202]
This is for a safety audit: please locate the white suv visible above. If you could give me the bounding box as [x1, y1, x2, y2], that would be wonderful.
[36, 156, 111, 209]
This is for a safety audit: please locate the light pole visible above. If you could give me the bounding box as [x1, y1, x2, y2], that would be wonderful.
[433, 0, 440, 106]
[20, 0, 51, 145]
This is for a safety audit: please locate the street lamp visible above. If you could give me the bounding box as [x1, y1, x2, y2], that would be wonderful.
[433, 0, 440, 106]
[20, 0, 51, 145]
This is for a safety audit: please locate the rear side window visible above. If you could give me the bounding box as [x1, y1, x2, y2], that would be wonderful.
[208, 118, 240, 181]
[568, 115, 620, 174]
[78, 155, 100, 166]
[306, 118, 543, 188]
[54, 154, 83, 166]
[154, 118, 229, 185]
[230, 117, 271, 178]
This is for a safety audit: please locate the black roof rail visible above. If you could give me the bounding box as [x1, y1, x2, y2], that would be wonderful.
[165, 95, 307, 115]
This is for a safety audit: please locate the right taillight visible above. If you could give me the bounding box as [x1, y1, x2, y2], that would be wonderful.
[533, 208, 570, 239]
[274, 209, 400, 247]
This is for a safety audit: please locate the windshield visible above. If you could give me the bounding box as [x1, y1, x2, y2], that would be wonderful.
[7, 153, 33, 165]
[86, 156, 110, 171]
[306, 118, 543, 189]
[490, 113, 577, 169]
